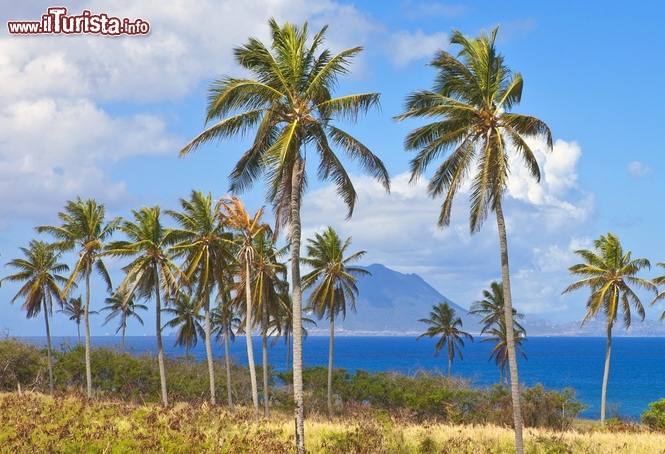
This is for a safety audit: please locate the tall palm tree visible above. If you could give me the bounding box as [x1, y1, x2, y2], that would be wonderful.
[105, 205, 181, 406]
[302, 226, 368, 420]
[180, 20, 389, 450]
[212, 289, 241, 412]
[164, 290, 204, 359]
[563, 232, 656, 424]
[168, 191, 234, 406]
[249, 230, 289, 418]
[58, 296, 85, 345]
[417, 302, 473, 376]
[394, 27, 552, 453]
[481, 317, 527, 384]
[3, 240, 69, 396]
[101, 288, 147, 354]
[37, 197, 120, 398]
[218, 195, 269, 423]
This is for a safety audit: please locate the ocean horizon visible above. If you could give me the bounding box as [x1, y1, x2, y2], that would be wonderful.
[19, 335, 665, 421]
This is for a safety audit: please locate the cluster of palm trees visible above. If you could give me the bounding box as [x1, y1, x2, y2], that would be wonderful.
[6, 17, 555, 454]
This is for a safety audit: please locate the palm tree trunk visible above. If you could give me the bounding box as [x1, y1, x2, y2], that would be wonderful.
[84, 272, 93, 398]
[77, 323, 81, 346]
[291, 158, 306, 454]
[448, 341, 453, 376]
[43, 296, 54, 396]
[327, 315, 335, 421]
[204, 296, 216, 405]
[601, 322, 613, 425]
[154, 267, 168, 406]
[245, 259, 260, 423]
[495, 200, 524, 454]
[121, 325, 126, 354]
[262, 305, 270, 418]
[223, 322, 235, 413]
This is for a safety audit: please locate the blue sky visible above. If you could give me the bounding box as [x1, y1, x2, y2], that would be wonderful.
[1, 0, 665, 337]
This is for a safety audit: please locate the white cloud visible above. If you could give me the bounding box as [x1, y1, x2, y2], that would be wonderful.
[627, 161, 653, 179]
[387, 29, 448, 67]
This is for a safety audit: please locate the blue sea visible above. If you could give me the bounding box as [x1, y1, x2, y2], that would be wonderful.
[21, 335, 665, 421]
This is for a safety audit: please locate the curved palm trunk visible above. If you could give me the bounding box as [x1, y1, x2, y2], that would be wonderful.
[154, 269, 168, 406]
[601, 322, 613, 425]
[43, 297, 54, 396]
[204, 295, 216, 405]
[223, 323, 235, 412]
[496, 201, 524, 454]
[245, 259, 260, 423]
[262, 304, 271, 418]
[291, 159, 306, 454]
[84, 272, 93, 398]
[327, 316, 335, 421]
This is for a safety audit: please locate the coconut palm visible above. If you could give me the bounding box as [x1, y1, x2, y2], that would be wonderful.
[302, 226, 368, 419]
[482, 317, 527, 384]
[394, 26, 552, 453]
[218, 195, 269, 423]
[37, 197, 120, 398]
[563, 232, 656, 425]
[417, 302, 473, 376]
[3, 240, 69, 395]
[105, 205, 181, 406]
[164, 290, 204, 359]
[168, 191, 234, 406]
[58, 296, 86, 345]
[101, 288, 147, 354]
[180, 20, 389, 449]
[248, 230, 289, 418]
[469, 281, 526, 334]
[212, 289, 241, 412]
[650, 263, 665, 319]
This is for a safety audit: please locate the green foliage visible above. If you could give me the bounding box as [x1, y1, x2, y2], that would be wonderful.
[642, 398, 665, 430]
[0, 338, 46, 392]
[522, 384, 588, 430]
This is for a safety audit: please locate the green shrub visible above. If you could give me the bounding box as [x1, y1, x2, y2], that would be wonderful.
[0, 338, 47, 392]
[642, 398, 665, 430]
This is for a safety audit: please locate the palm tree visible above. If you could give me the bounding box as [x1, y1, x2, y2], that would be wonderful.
[164, 290, 204, 359]
[469, 281, 526, 334]
[212, 289, 241, 412]
[302, 226, 368, 419]
[481, 317, 527, 384]
[168, 191, 234, 406]
[37, 197, 120, 398]
[394, 26, 552, 453]
[179, 20, 390, 450]
[58, 296, 85, 345]
[105, 205, 181, 406]
[417, 302, 473, 376]
[563, 232, 656, 425]
[249, 230, 289, 418]
[218, 195, 269, 423]
[650, 263, 665, 319]
[101, 288, 147, 354]
[3, 240, 69, 395]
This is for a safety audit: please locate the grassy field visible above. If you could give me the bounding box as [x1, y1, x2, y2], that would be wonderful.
[1, 392, 665, 453]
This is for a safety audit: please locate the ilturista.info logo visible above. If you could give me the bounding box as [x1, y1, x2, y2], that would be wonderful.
[7, 7, 150, 36]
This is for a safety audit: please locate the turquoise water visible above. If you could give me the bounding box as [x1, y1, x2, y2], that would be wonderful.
[24, 335, 665, 420]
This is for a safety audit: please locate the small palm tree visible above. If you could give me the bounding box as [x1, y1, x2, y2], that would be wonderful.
[58, 296, 86, 345]
[218, 195, 269, 423]
[650, 263, 665, 319]
[3, 240, 69, 395]
[37, 197, 120, 398]
[180, 19, 390, 451]
[302, 226, 368, 419]
[164, 290, 204, 359]
[395, 26, 552, 454]
[212, 289, 241, 412]
[105, 205, 181, 406]
[168, 191, 234, 406]
[481, 318, 527, 384]
[417, 302, 473, 376]
[101, 288, 147, 354]
[563, 232, 656, 425]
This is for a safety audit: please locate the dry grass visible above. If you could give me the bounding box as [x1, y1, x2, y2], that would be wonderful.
[1, 392, 665, 453]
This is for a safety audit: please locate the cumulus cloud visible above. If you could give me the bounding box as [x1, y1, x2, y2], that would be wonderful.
[627, 161, 653, 179]
[387, 29, 448, 67]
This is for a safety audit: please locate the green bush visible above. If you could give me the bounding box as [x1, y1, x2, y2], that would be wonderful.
[0, 338, 47, 392]
[642, 398, 665, 430]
